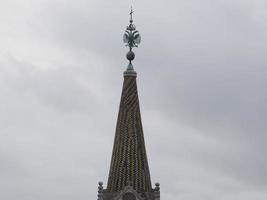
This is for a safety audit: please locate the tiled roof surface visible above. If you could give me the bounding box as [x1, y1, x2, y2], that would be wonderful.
[107, 74, 152, 193]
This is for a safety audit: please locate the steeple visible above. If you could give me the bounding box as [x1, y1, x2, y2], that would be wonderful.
[98, 8, 160, 200]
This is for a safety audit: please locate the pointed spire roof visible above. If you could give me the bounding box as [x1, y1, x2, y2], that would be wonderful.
[107, 72, 152, 192]
[106, 9, 152, 193]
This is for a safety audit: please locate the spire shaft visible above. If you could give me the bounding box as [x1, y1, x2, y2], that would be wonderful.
[107, 75, 152, 192]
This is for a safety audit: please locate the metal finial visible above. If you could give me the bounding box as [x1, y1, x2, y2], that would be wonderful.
[130, 7, 134, 23]
[123, 7, 141, 73]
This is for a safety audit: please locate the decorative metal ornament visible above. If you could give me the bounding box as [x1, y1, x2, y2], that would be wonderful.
[123, 29, 141, 48]
[123, 7, 141, 69]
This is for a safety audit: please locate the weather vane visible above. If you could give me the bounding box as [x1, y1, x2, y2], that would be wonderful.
[123, 7, 141, 71]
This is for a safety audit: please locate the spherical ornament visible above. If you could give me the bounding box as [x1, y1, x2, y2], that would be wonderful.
[126, 51, 135, 61]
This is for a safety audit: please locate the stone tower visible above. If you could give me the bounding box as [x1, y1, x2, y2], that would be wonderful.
[97, 8, 160, 200]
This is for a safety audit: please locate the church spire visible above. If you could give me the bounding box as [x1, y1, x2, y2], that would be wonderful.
[98, 8, 160, 200]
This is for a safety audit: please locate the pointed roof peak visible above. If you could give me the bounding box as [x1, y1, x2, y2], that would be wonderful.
[107, 61, 151, 193]
[124, 63, 137, 77]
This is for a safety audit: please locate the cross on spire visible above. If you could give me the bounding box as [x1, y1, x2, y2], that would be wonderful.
[130, 7, 134, 23]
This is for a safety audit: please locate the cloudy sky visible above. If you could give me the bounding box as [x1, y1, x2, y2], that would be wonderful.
[1, 0, 267, 200]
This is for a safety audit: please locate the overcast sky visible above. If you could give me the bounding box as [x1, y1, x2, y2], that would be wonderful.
[1, 0, 267, 200]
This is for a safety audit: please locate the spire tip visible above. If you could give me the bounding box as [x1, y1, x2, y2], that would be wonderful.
[123, 7, 141, 73]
